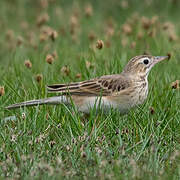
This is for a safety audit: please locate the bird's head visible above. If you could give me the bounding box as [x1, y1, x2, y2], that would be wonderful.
[123, 55, 168, 77]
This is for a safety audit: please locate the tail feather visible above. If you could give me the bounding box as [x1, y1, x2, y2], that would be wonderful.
[5, 96, 66, 110]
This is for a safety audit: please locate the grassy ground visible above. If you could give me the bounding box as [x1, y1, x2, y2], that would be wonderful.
[0, 0, 180, 179]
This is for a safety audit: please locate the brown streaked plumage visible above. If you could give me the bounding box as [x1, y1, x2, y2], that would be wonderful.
[6, 55, 168, 114]
[47, 75, 130, 96]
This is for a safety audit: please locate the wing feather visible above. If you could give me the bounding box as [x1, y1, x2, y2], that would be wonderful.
[47, 75, 130, 96]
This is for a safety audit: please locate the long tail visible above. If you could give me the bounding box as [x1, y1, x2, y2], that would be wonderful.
[5, 96, 67, 110]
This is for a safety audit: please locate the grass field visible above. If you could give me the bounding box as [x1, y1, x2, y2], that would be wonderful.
[0, 0, 180, 179]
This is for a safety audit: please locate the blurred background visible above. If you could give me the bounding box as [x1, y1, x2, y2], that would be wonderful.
[0, 0, 180, 62]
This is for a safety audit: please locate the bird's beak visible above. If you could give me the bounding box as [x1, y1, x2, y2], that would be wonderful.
[154, 56, 168, 65]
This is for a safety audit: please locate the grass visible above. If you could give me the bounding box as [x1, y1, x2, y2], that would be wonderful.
[0, 0, 180, 179]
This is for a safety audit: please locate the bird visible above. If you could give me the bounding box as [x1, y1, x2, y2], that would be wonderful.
[6, 55, 168, 114]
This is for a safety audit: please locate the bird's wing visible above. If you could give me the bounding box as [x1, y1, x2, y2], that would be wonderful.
[47, 75, 130, 96]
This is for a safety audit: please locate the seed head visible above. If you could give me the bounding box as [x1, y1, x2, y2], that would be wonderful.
[39, 33, 48, 42]
[84, 4, 93, 17]
[149, 107, 155, 115]
[85, 61, 94, 69]
[75, 73, 82, 79]
[49, 140, 56, 148]
[35, 74, 43, 83]
[11, 134, 17, 143]
[66, 145, 70, 151]
[151, 16, 159, 25]
[70, 15, 78, 28]
[96, 40, 104, 49]
[0, 86, 5, 96]
[115, 128, 119, 135]
[27, 31, 36, 46]
[122, 24, 132, 35]
[141, 16, 151, 30]
[148, 28, 156, 38]
[163, 22, 174, 31]
[121, 0, 129, 9]
[81, 151, 86, 158]
[49, 30, 58, 41]
[167, 53, 171, 60]
[40, 26, 53, 35]
[6, 30, 14, 40]
[37, 13, 49, 27]
[169, 33, 178, 42]
[137, 31, 144, 40]
[105, 26, 114, 37]
[171, 80, 179, 89]
[162, 22, 177, 41]
[121, 37, 128, 47]
[88, 31, 96, 41]
[40, 0, 48, 9]
[46, 54, 54, 64]
[130, 41, 136, 49]
[61, 65, 70, 76]
[24, 60, 32, 69]
[22, 112, 26, 120]
[17, 36, 24, 46]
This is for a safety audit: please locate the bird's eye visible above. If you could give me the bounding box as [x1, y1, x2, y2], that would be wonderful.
[143, 59, 149, 65]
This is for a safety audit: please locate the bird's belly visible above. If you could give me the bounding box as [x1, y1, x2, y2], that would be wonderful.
[75, 96, 115, 113]
[76, 96, 130, 114]
[73, 85, 148, 114]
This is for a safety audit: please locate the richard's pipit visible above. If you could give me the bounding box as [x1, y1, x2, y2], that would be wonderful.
[6, 55, 168, 113]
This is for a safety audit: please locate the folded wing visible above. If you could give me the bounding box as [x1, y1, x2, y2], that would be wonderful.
[47, 75, 130, 96]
